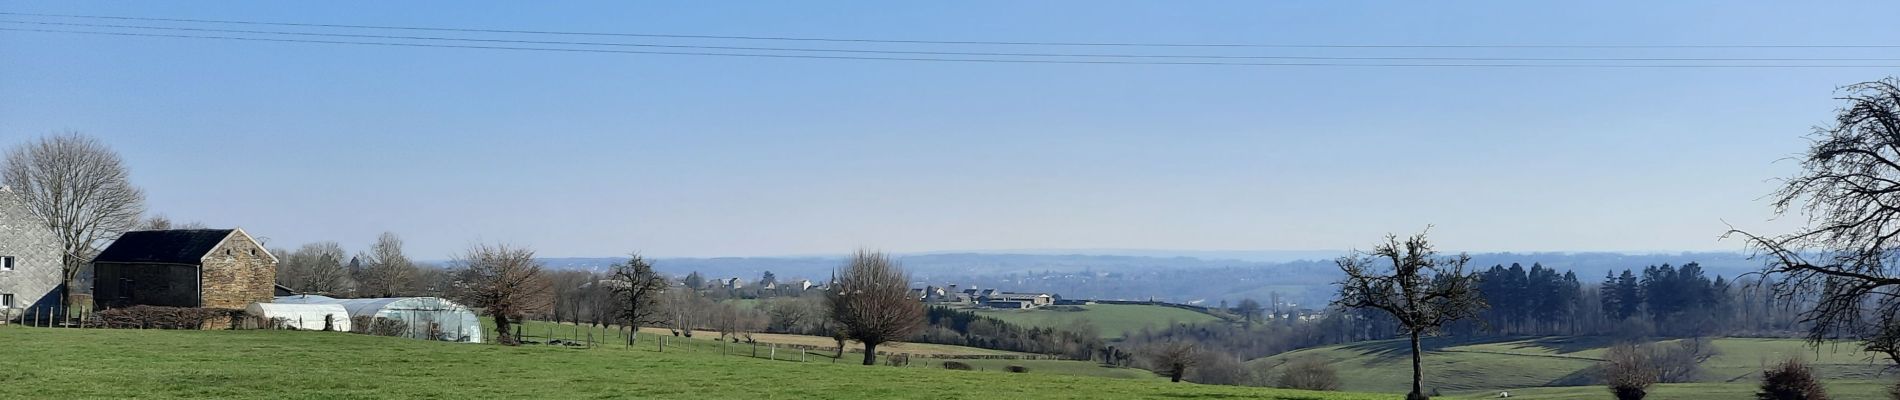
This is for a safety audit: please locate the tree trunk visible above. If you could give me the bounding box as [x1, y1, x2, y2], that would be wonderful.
[1170, 366, 1183, 382]
[1409, 330, 1424, 399]
[862, 342, 878, 365]
[835, 336, 847, 358]
[495, 314, 517, 346]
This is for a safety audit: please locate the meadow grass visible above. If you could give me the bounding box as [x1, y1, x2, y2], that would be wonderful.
[0, 326, 1395, 399]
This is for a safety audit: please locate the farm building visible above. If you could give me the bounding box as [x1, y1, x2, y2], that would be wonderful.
[0, 185, 63, 314]
[91, 228, 277, 310]
[244, 302, 353, 331]
[275, 295, 483, 343]
[985, 300, 1031, 309]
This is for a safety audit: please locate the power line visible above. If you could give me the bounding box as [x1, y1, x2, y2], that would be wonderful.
[6, 11, 1900, 49]
[8, 19, 1900, 63]
[9, 27, 1900, 68]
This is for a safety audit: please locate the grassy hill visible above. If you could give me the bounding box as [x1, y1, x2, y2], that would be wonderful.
[969, 304, 1224, 339]
[0, 326, 1390, 400]
[1249, 336, 1894, 399]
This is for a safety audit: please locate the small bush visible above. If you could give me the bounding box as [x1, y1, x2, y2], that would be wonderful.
[1005, 365, 1030, 373]
[350, 316, 410, 337]
[1887, 378, 1900, 400]
[1758, 357, 1827, 400]
[884, 353, 911, 367]
[941, 361, 973, 371]
[1275, 357, 1341, 391]
[1603, 343, 1657, 400]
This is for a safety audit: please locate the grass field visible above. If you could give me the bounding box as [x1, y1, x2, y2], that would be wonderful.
[969, 304, 1224, 339]
[0, 326, 1394, 399]
[1249, 336, 1895, 398]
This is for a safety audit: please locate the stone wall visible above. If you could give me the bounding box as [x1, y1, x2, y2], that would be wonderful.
[0, 188, 63, 311]
[197, 230, 275, 309]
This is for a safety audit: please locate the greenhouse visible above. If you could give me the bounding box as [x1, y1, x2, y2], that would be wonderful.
[244, 302, 353, 332]
[274, 295, 483, 343]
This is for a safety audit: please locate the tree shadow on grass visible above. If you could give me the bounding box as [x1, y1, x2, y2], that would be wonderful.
[1339, 336, 1508, 362]
[1506, 336, 1620, 355]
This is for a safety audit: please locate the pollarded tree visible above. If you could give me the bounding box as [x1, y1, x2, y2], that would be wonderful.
[279, 241, 353, 295]
[2, 132, 146, 304]
[452, 243, 553, 346]
[1728, 78, 1900, 364]
[826, 250, 925, 365]
[1332, 229, 1486, 400]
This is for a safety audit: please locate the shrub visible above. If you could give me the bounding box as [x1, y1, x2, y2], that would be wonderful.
[1758, 357, 1827, 400]
[884, 353, 911, 367]
[1603, 343, 1657, 400]
[941, 361, 973, 371]
[1275, 357, 1341, 391]
[89, 306, 238, 329]
[1888, 378, 1900, 400]
[1005, 365, 1030, 373]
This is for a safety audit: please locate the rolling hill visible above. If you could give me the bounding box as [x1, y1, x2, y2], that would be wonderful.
[968, 303, 1226, 339]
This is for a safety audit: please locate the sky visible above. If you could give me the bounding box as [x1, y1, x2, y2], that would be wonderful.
[2, 1, 1896, 258]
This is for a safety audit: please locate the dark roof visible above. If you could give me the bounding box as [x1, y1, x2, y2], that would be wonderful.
[93, 229, 235, 264]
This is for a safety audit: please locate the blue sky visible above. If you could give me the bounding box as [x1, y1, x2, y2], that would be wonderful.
[2, 1, 1896, 258]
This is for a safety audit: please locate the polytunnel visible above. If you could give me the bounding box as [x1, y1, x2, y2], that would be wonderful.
[245, 303, 353, 332]
[274, 295, 483, 343]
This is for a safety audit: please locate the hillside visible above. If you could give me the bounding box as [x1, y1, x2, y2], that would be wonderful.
[0, 327, 1391, 400]
[1249, 336, 1893, 398]
[968, 304, 1225, 339]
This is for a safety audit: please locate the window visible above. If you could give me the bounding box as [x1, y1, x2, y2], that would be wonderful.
[1, 294, 12, 308]
[1, 256, 12, 271]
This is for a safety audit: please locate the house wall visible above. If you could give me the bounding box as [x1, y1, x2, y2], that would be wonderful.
[0, 189, 63, 312]
[197, 231, 275, 309]
[93, 262, 199, 308]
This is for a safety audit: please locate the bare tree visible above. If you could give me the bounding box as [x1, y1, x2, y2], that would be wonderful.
[766, 296, 821, 334]
[358, 232, 418, 298]
[1728, 78, 1900, 364]
[609, 253, 667, 339]
[1234, 298, 1264, 324]
[662, 288, 707, 337]
[825, 250, 925, 365]
[1140, 340, 1200, 383]
[452, 243, 553, 346]
[2, 132, 146, 304]
[278, 241, 353, 295]
[138, 214, 207, 231]
[1332, 230, 1486, 400]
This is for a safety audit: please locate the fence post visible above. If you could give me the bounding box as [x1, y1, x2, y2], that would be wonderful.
[752, 341, 758, 358]
[658, 336, 665, 353]
[770, 343, 776, 361]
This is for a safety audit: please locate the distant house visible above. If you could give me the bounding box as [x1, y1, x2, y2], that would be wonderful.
[0, 186, 62, 313]
[92, 228, 278, 310]
[907, 288, 926, 300]
[986, 292, 1053, 307]
[791, 279, 815, 290]
[720, 277, 744, 290]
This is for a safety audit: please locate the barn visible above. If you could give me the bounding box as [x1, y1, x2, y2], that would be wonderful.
[275, 295, 483, 343]
[91, 228, 277, 310]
